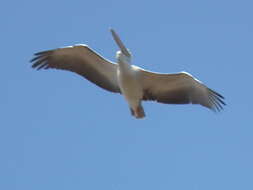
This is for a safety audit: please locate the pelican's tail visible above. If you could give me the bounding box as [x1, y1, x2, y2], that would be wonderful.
[130, 105, 145, 119]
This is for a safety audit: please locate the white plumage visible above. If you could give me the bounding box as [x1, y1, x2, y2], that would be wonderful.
[31, 29, 225, 118]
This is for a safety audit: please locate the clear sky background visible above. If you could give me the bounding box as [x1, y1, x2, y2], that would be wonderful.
[1, 0, 253, 189]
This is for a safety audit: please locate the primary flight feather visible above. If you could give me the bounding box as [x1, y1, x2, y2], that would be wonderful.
[31, 29, 225, 118]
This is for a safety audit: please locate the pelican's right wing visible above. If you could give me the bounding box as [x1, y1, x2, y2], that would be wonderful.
[31, 44, 120, 93]
[138, 68, 225, 111]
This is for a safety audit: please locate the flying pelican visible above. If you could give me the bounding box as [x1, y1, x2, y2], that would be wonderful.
[30, 29, 225, 119]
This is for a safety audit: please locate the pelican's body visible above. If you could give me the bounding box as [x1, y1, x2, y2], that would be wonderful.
[30, 29, 225, 119]
[116, 51, 145, 118]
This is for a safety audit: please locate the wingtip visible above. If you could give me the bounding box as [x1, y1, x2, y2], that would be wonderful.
[30, 54, 41, 63]
[208, 88, 225, 99]
[208, 90, 226, 112]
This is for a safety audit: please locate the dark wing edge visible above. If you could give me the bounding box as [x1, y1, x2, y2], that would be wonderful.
[30, 45, 121, 93]
[205, 87, 226, 112]
[140, 70, 226, 112]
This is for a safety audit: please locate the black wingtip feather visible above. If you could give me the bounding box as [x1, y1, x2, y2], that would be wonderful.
[208, 88, 224, 99]
[30, 54, 45, 62]
[36, 62, 49, 70]
[207, 88, 226, 112]
[34, 50, 53, 56]
[31, 56, 49, 69]
[209, 90, 226, 106]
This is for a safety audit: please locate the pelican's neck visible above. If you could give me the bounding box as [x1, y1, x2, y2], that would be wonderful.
[116, 51, 132, 69]
[118, 59, 131, 69]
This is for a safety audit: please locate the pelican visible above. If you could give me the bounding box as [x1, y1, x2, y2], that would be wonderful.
[30, 29, 225, 119]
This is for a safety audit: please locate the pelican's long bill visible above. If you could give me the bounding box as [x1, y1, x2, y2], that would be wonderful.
[110, 29, 131, 57]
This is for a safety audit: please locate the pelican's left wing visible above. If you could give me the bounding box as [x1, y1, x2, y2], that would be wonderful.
[138, 69, 225, 111]
[31, 45, 120, 93]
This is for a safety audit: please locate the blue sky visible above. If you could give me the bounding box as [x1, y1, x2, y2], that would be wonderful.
[1, 0, 253, 189]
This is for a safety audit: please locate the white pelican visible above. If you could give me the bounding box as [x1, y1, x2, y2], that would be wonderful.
[31, 29, 225, 119]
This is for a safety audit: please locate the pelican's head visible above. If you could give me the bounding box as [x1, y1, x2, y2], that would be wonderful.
[116, 50, 132, 64]
[110, 29, 132, 64]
